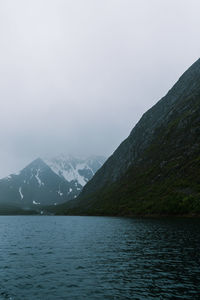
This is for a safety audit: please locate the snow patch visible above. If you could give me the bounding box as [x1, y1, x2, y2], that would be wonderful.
[44, 156, 97, 187]
[19, 187, 23, 200]
[57, 191, 63, 196]
[14, 171, 21, 176]
[35, 169, 44, 187]
[33, 200, 40, 205]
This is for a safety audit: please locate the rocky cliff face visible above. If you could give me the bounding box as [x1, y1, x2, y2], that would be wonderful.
[60, 58, 200, 216]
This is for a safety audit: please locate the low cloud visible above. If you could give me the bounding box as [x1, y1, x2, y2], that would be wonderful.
[0, 0, 200, 177]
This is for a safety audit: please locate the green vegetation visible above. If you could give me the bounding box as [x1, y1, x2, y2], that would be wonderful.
[50, 92, 200, 217]
[46, 59, 200, 217]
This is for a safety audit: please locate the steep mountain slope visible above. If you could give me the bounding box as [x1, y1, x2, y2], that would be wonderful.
[59, 58, 200, 216]
[0, 155, 106, 211]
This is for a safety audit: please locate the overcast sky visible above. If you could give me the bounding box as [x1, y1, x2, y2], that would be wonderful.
[0, 0, 200, 177]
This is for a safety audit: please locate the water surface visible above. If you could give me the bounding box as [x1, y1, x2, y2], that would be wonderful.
[0, 216, 199, 299]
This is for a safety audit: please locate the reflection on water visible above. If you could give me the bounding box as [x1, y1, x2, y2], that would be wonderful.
[0, 216, 199, 299]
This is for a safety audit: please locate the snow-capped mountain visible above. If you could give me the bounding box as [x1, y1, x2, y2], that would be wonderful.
[0, 155, 106, 211]
[45, 154, 105, 186]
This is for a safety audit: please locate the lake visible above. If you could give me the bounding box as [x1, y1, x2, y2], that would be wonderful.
[0, 216, 199, 299]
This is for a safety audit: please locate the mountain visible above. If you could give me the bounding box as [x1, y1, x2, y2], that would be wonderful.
[58, 58, 200, 216]
[0, 155, 106, 212]
[44, 154, 105, 187]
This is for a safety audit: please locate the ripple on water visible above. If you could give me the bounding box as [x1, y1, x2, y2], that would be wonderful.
[0, 216, 199, 300]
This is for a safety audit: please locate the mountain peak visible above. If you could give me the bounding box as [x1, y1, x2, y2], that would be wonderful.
[23, 157, 48, 170]
[44, 155, 106, 186]
[0, 154, 106, 210]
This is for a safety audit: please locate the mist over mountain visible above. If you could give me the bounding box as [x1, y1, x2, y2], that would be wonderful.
[57, 58, 200, 216]
[1, 0, 200, 180]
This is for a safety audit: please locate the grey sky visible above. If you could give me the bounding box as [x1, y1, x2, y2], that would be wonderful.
[0, 0, 200, 177]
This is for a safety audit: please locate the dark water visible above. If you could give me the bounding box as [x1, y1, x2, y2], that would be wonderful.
[0, 216, 200, 300]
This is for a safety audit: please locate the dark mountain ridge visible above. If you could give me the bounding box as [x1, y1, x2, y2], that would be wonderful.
[56, 58, 200, 216]
[0, 155, 106, 213]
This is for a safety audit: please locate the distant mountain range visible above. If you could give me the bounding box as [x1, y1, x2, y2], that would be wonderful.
[55, 58, 200, 216]
[0, 155, 106, 213]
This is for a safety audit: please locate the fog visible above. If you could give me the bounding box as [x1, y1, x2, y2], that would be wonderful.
[0, 0, 200, 177]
